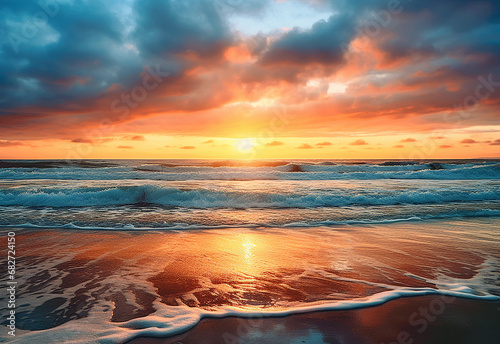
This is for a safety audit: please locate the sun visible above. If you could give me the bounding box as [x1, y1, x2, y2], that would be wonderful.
[235, 138, 256, 153]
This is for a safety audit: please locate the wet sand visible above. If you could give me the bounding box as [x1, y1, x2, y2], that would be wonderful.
[127, 296, 500, 344]
[1, 218, 499, 343]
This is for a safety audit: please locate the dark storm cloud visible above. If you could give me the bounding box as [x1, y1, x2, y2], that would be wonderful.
[0, 0, 237, 112]
[0, 0, 141, 110]
[259, 14, 356, 66]
[132, 0, 232, 60]
[0, 0, 499, 139]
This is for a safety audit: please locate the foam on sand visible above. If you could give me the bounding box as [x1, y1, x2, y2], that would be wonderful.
[6, 287, 499, 344]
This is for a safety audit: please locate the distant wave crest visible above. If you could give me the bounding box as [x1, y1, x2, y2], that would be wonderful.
[1, 184, 499, 208]
[1, 162, 499, 180]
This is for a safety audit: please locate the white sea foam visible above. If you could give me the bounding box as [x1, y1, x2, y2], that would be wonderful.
[3, 208, 500, 231]
[0, 183, 499, 208]
[0, 162, 498, 181]
[5, 287, 498, 344]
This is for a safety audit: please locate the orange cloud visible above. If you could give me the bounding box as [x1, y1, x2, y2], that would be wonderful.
[122, 135, 145, 141]
[460, 139, 477, 144]
[350, 139, 368, 145]
[0, 140, 26, 147]
[71, 138, 93, 143]
[265, 141, 284, 146]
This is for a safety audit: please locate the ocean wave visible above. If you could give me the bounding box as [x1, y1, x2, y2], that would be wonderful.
[4, 209, 500, 231]
[0, 162, 499, 180]
[0, 160, 118, 169]
[0, 184, 499, 208]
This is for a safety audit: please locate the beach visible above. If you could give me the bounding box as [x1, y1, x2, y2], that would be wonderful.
[127, 296, 500, 344]
[0, 160, 499, 343]
[2, 0, 500, 341]
[1, 219, 499, 343]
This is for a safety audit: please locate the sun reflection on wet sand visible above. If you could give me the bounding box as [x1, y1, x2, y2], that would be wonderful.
[11, 219, 499, 322]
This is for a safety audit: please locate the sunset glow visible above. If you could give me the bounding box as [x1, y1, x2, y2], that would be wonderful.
[0, 0, 499, 159]
[1, 2, 500, 343]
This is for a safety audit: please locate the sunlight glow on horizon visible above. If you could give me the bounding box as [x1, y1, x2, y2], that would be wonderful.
[1, 1, 499, 160]
[235, 138, 257, 153]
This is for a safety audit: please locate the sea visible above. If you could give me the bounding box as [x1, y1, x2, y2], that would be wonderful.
[0, 159, 499, 343]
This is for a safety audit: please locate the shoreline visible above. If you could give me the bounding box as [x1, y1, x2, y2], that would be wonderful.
[2, 214, 500, 232]
[1, 217, 499, 343]
[125, 295, 500, 344]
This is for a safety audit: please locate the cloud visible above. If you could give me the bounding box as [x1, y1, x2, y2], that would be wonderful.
[71, 137, 114, 144]
[132, 0, 232, 60]
[439, 145, 453, 148]
[259, 14, 355, 67]
[117, 145, 133, 149]
[490, 139, 500, 146]
[180, 146, 196, 149]
[430, 136, 446, 139]
[202, 140, 214, 144]
[71, 138, 93, 144]
[349, 139, 368, 146]
[0, 140, 26, 147]
[460, 138, 477, 144]
[393, 145, 404, 148]
[122, 135, 145, 141]
[265, 140, 284, 146]
[400, 138, 417, 142]
[1, 0, 500, 146]
[315, 141, 332, 146]
[297, 143, 314, 149]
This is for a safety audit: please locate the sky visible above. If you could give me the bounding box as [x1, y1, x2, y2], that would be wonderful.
[0, 0, 499, 159]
